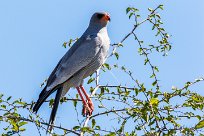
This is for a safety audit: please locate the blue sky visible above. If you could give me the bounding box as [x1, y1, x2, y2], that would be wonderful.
[0, 0, 204, 135]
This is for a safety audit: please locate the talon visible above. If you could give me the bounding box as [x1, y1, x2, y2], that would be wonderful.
[82, 101, 93, 116]
[82, 105, 87, 116]
[82, 103, 92, 117]
[77, 86, 94, 116]
[88, 99, 94, 111]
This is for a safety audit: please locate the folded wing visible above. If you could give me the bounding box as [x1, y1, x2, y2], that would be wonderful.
[33, 35, 102, 113]
[47, 35, 102, 90]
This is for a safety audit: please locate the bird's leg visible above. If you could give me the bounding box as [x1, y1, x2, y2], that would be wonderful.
[79, 85, 94, 114]
[76, 87, 91, 116]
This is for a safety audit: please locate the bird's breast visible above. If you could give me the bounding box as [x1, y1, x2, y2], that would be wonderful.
[97, 32, 110, 52]
[82, 33, 110, 79]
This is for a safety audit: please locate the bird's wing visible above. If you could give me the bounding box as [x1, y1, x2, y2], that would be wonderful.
[33, 34, 103, 113]
[47, 34, 102, 90]
[46, 37, 85, 86]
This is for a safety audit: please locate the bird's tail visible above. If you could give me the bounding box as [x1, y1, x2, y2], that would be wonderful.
[33, 86, 49, 113]
[47, 87, 63, 133]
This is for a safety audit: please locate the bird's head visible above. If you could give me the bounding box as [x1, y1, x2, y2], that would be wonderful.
[89, 12, 111, 27]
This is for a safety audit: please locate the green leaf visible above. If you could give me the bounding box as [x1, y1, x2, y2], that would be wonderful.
[7, 96, 12, 101]
[148, 8, 153, 12]
[126, 7, 131, 14]
[105, 132, 116, 136]
[121, 66, 126, 71]
[152, 25, 156, 30]
[73, 100, 77, 107]
[73, 126, 80, 130]
[196, 115, 201, 120]
[132, 7, 139, 12]
[49, 99, 54, 107]
[62, 42, 67, 48]
[1, 105, 6, 109]
[195, 120, 204, 129]
[150, 98, 159, 106]
[19, 128, 26, 131]
[142, 113, 149, 122]
[100, 87, 104, 95]
[87, 78, 95, 84]
[154, 66, 159, 72]
[117, 43, 123, 47]
[35, 120, 41, 126]
[129, 12, 134, 19]
[117, 87, 122, 94]
[144, 58, 149, 65]
[81, 127, 94, 133]
[14, 100, 26, 106]
[134, 88, 138, 96]
[114, 52, 119, 60]
[95, 125, 100, 130]
[103, 63, 111, 70]
[156, 14, 161, 19]
[159, 5, 164, 10]
[68, 39, 73, 47]
[19, 121, 28, 127]
[98, 104, 104, 108]
[150, 73, 155, 78]
[152, 80, 157, 86]
[92, 119, 96, 128]
[136, 14, 140, 18]
[11, 120, 19, 131]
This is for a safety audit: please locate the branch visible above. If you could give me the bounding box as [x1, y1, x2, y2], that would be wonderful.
[90, 108, 126, 119]
[2, 115, 80, 136]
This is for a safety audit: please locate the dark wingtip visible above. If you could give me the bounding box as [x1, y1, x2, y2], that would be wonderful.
[32, 86, 48, 113]
[32, 102, 40, 113]
[47, 87, 63, 133]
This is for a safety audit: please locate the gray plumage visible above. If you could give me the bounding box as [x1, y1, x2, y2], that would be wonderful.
[33, 12, 110, 131]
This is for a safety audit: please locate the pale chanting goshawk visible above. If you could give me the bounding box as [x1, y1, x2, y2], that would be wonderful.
[33, 12, 111, 131]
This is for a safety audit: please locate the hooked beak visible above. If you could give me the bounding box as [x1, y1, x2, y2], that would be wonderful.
[102, 14, 111, 22]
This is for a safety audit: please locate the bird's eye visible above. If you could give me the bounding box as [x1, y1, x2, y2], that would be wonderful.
[97, 13, 104, 19]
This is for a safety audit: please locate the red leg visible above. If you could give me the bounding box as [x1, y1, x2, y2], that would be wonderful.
[79, 85, 94, 113]
[76, 87, 91, 116]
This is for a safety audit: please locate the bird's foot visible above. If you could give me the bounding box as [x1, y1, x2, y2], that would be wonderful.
[88, 99, 94, 112]
[82, 100, 94, 117]
[82, 105, 91, 117]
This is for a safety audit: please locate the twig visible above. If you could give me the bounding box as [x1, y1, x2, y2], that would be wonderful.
[3, 115, 80, 136]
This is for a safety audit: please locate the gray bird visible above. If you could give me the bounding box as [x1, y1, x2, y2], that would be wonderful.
[33, 12, 110, 131]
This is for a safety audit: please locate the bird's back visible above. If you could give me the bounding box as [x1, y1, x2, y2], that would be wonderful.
[47, 27, 109, 91]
